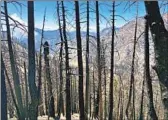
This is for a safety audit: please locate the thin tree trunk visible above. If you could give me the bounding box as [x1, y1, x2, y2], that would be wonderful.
[90, 85, 92, 120]
[74, 75, 77, 113]
[36, 8, 46, 117]
[95, 2, 103, 120]
[24, 62, 29, 119]
[85, 1, 90, 119]
[4, 1, 24, 119]
[102, 39, 107, 120]
[3, 55, 21, 119]
[37, 8, 46, 106]
[57, 1, 64, 118]
[71, 73, 73, 115]
[117, 85, 122, 120]
[139, 79, 145, 120]
[120, 88, 124, 120]
[44, 76, 48, 115]
[92, 67, 96, 119]
[61, 1, 71, 119]
[75, 1, 85, 120]
[126, 9, 138, 120]
[43, 41, 55, 118]
[109, 2, 115, 120]
[1, 55, 7, 120]
[144, 15, 158, 120]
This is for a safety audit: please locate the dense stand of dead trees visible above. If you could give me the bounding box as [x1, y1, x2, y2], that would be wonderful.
[1, 1, 168, 120]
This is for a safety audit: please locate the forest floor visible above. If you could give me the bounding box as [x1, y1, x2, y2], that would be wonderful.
[9, 114, 80, 120]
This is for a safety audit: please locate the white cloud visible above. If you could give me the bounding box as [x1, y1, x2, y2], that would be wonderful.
[10, 13, 27, 26]
[2, 13, 39, 39]
[35, 23, 59, 31]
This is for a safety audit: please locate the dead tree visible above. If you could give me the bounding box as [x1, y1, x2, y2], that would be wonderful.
[85, 1, 90, 119]
[57, 1, 64, 118]
[3, 55, 21, 119]
[102, 40, 107, 120]
[139, 79, 145, 120]
[43, 41, 55, 118]
[24, 62, 29, 118]
[37, 8, 46, 117]
[27, 1, 38, 119]
[1, 55, 7, 120]
[109, 2, 115, 120]
[92, 67, 96, 120]
[61, 1, 71, 119]
[144, 15, 158, 120]
[4, 1, 25, 119]
[144, 1, 168, 119]
[75, 1, 85, 120]
[95, 1, 103, 120]
[125, 8, 138, 120]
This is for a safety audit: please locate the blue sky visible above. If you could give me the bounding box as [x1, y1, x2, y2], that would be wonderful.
[5, 1, 168, 31]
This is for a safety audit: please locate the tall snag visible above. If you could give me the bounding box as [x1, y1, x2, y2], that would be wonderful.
[27, 1, 38, 119]
[37, 8, 46, 116]
[61, 1, 71, 119]
[75, 1, 85, 120]
[24, 62, 29, 118]
[1, 55, 7, 120]
[101, 39, 107, 120]
[144, 15, 158, 120]
[139, 79, 145, 120]
[4, 1, 24, 119]
[85, 1, 90, 120]
[95, 1, 103, 120]
[125, 7, 138, 120]
[144, 1, 168, 119]
[57, 1, 64, 117]
[109, 2, 115, 120]
[43, 41, 55, 118]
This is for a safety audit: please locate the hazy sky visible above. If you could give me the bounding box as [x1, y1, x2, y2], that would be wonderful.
[5, 1, 168, 31]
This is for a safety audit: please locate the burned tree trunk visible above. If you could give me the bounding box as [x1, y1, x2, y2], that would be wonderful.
[27, 1, 38, 119]
[126, 8, 138, 120]
[1, 55, 7, 120]
[57, 1, 64, 118]
[95, 1, 103, 120]
[43, 41, 55, 118]
[4, 1, 24, 119]
[144, 1, 168, 119]
[85, 1, 90, 119]
[139, 79, 145, 120]
[109, 2, 115, 120]
[24, 62, 29, 118]
[75, 1, 85, 120]
[144, 15, 158, 120]
[37, 8, 46, 107]
[61, 1, 71, 119]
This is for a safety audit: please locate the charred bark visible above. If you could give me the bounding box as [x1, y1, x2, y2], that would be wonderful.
[85, 1, 90, 119]
[75, 1, 85, 120]
[61, 1, 71, 119]
[144, 1, 168, 119]
[1, 55, 7, 120]
[43, 41, 55, 118]
[109, 2, 115, 120]
[144, 15, 158, 120]
[57, 1, 64, 118]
